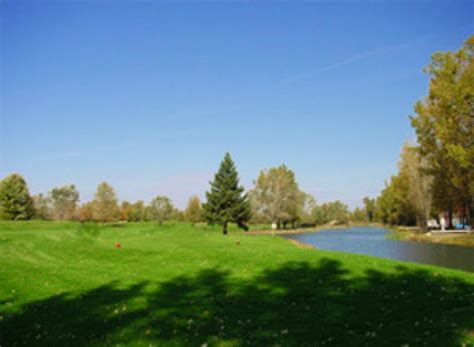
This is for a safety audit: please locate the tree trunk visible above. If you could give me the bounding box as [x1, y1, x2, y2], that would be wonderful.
[223, 222, 228, 235]
[448, 206, 454, 230]
[469, 202, 474, 226]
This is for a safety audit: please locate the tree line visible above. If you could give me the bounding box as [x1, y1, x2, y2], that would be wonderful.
[0, 175, 201, 225]
[0, 153, 353, 234]
[363, 34, 474, 228]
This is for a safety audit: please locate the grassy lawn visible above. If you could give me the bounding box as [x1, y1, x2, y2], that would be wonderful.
[1, 221, 474, 346]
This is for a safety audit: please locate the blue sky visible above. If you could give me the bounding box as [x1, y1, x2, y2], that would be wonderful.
[1, 1, 473, 209]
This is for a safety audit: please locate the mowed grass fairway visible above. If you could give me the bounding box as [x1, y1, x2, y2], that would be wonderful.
[1, 222, 474, 346]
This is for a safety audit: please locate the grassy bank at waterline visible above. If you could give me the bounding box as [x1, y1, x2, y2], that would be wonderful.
[390, 226, 474, 248]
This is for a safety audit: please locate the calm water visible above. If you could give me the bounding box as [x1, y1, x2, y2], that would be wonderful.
[285, 227, 474, 272]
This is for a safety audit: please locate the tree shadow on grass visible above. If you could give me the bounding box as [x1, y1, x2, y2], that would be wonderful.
[1, 259, 474, 346]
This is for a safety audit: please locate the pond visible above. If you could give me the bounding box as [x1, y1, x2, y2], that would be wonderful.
[284, 227, 474, 272]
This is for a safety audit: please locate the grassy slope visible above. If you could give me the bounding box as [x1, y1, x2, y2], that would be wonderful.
[1, 221, 473, 347]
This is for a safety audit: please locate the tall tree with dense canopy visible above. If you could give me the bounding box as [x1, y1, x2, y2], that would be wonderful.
[399, 142, 433, 227]
[0, 174, 34, 220]
[203, 153, 251, 234]
[92, 182, 119, 222]
[249, 164, 301, 228]
[49, 184, 79, 220]
[362, 197, 376, 223]
[410, 34, 474, 226]
[375, 173, 416, 226]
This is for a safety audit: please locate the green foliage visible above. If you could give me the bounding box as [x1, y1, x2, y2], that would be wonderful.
[171, 208, 185, 222]
[312, 200, 350, 225]
[362, 197, 376, 222]
[129, 200, 146, 222]
[410, 34, 474, 225]
[250, 164, 312, 228]
[351, 207, 366, 222]
[374, 144, 426, 226]
[203, 153, 251, 234]
[32, 193, 51, 220]
[297, 191, 316, 225]
[49, 184, 79, 220]
[184, 195, 203, 224]
[0, 174, 33, 220]
[92, 182, 119, 222]
[399, 143, 432, 226]
[147, 196, 174, 225]
[375, 172, 417, 226]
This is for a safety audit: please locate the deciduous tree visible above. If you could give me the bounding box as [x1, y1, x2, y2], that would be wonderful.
[399, 143, 433, 227]
[32, 194, 51, 220]
[129, 200, 146, 222]
[184, 195, 203, 224]
[362, 197, 376, 223]
[92, 182, 119, 222]
[410, 34, 474, 226]
[147, 196, 174, 225]
[49, 184, 79, 220]
[312, 201, 349, 225]
[249, 164, 300, 228]
[351, 207, 366, 222]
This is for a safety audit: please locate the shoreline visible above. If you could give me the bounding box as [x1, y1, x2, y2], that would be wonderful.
[247, 222, 383, 235]
[388, 228, 474, 248]
[248, 222, 474, 249]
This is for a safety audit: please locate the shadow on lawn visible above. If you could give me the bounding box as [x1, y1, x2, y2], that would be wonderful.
[1, 259, 474, 346]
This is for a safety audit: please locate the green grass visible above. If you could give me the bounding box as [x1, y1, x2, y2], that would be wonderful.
[1, 221, 474, 346]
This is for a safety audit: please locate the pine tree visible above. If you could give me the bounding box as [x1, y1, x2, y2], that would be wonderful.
[203, 153, 251, 234]
[0, 174, 34, 220]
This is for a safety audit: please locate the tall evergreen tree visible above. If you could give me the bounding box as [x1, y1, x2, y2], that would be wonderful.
[0, 174, 34, 220]
[203, 153, 251, 234]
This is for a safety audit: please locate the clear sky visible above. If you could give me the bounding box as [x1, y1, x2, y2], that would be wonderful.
[1, 1, 473, 209]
